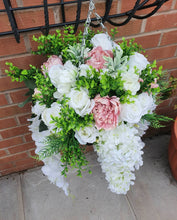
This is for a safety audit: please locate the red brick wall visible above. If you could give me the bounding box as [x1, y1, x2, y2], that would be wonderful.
[0, 0, 177, 176]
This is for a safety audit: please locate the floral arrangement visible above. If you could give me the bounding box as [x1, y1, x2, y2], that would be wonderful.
[6, 27, 174, 196]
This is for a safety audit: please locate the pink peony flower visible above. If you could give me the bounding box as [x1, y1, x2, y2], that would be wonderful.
[151, 78, 159, 89]
[86, 46, 113, 70]
[41, 55, 63, 77]
[92, 95, 121, 130]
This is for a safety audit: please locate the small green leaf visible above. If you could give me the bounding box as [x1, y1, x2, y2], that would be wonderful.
[39, 120, 48, 132]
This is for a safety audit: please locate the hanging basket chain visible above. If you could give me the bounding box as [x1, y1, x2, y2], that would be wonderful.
[80, 0, 111, 62]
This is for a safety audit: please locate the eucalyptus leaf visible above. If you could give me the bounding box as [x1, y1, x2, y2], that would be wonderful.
[24, 79, 36, 89]
[18, 96, 32, 108]
[39, 120, 48, 132]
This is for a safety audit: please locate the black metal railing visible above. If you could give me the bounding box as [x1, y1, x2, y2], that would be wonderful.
[0, 0, 169, 43]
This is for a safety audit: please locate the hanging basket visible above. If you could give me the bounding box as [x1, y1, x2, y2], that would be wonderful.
[168, 117, 177, 180]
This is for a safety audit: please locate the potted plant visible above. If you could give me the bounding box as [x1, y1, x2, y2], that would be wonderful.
[169, 117, 177, 180]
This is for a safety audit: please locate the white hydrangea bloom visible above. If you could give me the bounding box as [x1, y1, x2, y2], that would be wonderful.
[95, 123, 144, 194]
[42, 154, 69, 195]
[138, 92, 156, 115]
[133, 120, 150, 137]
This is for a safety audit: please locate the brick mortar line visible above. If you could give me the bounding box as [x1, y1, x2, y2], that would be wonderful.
[158, 32, 163, 47]
[0, 26, 176, 59]
[0, 115, 24, 121]
[0, 116, 31, 123]
[152, 8, 177, 16]
[23, 34, 32, 53]
[175, 47, 177, 56]
[0, 111, 31, 117]
[0, 163, 42, 177]
[0, 101, 30, 108]
[53, 7, 61, 24]
[5, 93, 13, 105]
[0, 123, 30, 132]
[1, 147, 36, 158]
[145, 43, 177, 50]
[115, 27, 177, 41]
[140, 19, 146, 33]
[172, 0, 177, 9]
[0, 87, 29, 94]
[117, 0, 121, 13]
[0, 52, 34, 61]
[0, 133, 31, 142]
[0, 115, 32, 122]
[0, 147, 34, 159]
[151, 56, 177, 62]
[15, 115, 21, 126]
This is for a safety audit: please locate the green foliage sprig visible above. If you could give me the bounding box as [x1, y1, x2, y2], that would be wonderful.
[32, 26, 100, 65]
[51, 97, 94, 137]
[37, 132, 90, 177]
[119, 38, 144, 57]
[142, 113, 173, 128]
[34, 73, 57, 107]
[76, 66, 133, 103]
[139, 61, 161, 95]
[37, 97, 94, 176]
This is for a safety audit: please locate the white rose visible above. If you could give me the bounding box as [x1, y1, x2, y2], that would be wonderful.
[91, 33, 122, 52]
[75, 125, 98, 145]
[49, 61, 77, 95]
[127, 52, 149, 73]
[120, 98, 143, 123]
[121, 70, 140, 95]
[42, 102, 61, 128]
[79, 64, 91, 77]
[68, 88, 94, 116]
[53, 91, 63, 100]
[31, 101, 46, 116]
[138, 93, 156, 115]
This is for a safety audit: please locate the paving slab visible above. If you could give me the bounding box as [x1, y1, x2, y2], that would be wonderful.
[21, 153, 136, 220]
[0, 174, 24, 220]
[127, 134, 177, 220]
[1, 134, 177, 220]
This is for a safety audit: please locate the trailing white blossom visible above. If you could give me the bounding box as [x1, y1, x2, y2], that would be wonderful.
[94, 123, 144, 194]
[42, 154, 69, 196]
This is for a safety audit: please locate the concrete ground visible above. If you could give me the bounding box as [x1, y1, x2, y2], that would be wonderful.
[1, 134, 177, 220]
